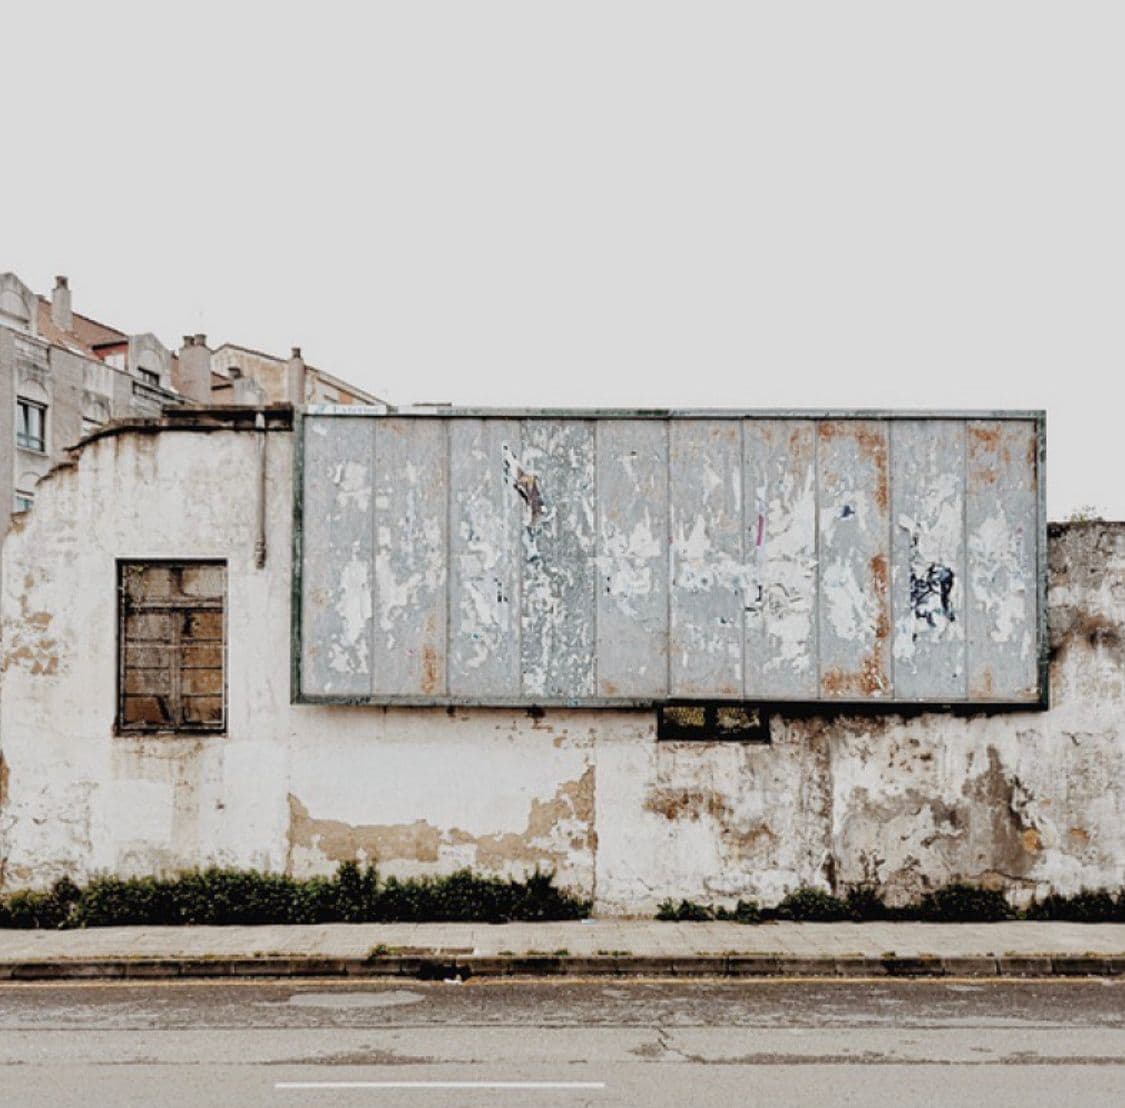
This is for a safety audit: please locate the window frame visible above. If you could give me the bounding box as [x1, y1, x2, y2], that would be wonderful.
[16, 397, 47, 453]
[116, 559, 228, 736]
[13, 491, 34, 513]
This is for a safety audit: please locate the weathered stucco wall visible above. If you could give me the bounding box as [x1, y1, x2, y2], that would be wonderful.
[0, 423, 1121, 913]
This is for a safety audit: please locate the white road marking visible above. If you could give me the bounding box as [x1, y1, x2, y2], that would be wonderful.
[276, 1081, 606, 1090]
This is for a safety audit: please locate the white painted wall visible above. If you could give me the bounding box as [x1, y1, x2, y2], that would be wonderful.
[1, 424, 1122, 913]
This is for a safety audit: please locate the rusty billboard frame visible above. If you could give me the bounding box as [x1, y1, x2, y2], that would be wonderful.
[290, 407, 1048, 712]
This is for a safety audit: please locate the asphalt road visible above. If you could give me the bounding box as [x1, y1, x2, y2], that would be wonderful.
[1, 978, 1123, 1107]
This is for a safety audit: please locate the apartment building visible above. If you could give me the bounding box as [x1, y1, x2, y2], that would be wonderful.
[0, 272, 181, 528]
[0, 271, 383, 531]
[207, 342, 381, 407]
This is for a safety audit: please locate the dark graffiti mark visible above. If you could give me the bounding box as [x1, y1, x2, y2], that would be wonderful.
[840, 503, 856, 519]
[911, 563, 955, 633]
[514, 471, 544, 523]
[502, 444, 545, 525]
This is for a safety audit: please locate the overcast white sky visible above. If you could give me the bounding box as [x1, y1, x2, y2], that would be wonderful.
[4, 3, 1121, 518]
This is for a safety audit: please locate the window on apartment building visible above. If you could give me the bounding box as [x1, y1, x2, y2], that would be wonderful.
[81, 399, 110, 440]
[137, 368, 160, 388]
[14, 491, 34, 513]
[117, 561, 227, 733]
[16, 398, 46, 452]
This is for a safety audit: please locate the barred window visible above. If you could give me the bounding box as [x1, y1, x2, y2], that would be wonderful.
[118, 561, 226, 733]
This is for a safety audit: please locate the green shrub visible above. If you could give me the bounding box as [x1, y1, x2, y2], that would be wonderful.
[655, 898, 714, 922]
[509, 868, 589, 922]
[1, 864, 590, 928]
[655, 897, 760, 923]
[1, 877, 81, 929]
[774, 886, 850, 922]
[292, 875, 342, 924]
[653, 881, 1125, 924]
[1024, 889, 1122, 923]
[843, 884, 894, 921]
[73, 875, 174, 927]
[333, 861, 380, 923]
[918, 882, 1014, 922]
[715, 899, 761, 924]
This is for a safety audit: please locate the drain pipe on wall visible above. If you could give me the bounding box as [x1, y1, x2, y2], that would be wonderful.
[255, 410, 268, 569]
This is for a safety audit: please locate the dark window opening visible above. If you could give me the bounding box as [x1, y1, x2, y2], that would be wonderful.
[657, 703, 769, 743]
[117, 561, 226, 733]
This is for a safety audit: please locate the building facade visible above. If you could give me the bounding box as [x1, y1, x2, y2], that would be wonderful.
[0, 271, 383, 533]
[0, 410, 1121, 912]
[0, 272, 181, 527]
[207, 342, 381, 408]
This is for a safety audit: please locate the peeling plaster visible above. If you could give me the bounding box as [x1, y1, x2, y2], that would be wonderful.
[969, 510, 1028, 644]
[1, 571, 61, 676]
[287, 767, 595, 881]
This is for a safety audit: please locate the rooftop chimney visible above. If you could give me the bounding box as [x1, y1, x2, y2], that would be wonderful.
[51, 275, 72, 332]
[174, 334, 212, 405]
[286, 346, 306, 406]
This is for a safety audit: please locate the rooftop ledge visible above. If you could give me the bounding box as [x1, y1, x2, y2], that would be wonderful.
[76, 404, 295, 450]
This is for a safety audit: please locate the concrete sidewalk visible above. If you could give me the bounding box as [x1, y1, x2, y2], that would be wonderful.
[2, 920, 1124, 980]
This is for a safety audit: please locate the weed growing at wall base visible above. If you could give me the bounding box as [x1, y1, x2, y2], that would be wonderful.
[655, 884, 1125, 924]
[656, 898, 762, 923]
[0, 864, 590, 929]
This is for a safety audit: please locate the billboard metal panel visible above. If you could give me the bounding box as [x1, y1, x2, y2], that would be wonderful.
[891, 420, 966, 700]
[595, 420, 669, 698]
[965, 420, 1041, 701]
[294, 408, 1046, 708]
[669, 421, 744, 698]
[518, 419, 597, 699]
[371, 417, 447, 696]
[816, 420, 892, 699]
[743, 419, 818, 700]
[298, 415, 373, 697]
[448, 418, 522, 697]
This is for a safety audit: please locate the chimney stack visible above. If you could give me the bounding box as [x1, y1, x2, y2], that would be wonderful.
[174, 334, 212, 405]
[286, 346, 306, 406]
[51, 275, 72, 332]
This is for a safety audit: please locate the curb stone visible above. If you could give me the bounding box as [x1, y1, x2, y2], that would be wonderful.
[998, 956, 1053, 976]
[1051, 956, 1111, 976]
[726, 955, 782, 977]
[0, 952, 1121, 981]
[938, 956, 999, 976]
